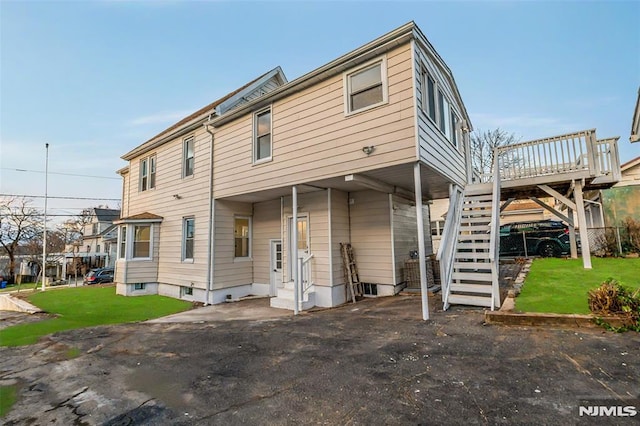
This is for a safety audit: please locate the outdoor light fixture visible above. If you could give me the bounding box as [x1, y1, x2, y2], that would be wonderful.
[173, 194, 182, 200]
[362, 145, 375, 155]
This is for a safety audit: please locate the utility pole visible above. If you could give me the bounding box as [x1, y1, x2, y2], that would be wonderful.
[42, 143, 49, 291]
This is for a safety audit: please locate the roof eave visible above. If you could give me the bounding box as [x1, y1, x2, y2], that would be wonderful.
[209, 22, 416, 128]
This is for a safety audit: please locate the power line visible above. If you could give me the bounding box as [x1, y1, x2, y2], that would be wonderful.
[0, 194, 121, 201]
[1, 168, 121, 180]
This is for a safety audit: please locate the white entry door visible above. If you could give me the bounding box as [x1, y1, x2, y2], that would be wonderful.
[287, 215, 309, 280]
[270, 239, 283, 296]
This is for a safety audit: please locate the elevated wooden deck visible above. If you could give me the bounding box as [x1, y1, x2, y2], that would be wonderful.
[485, 130, 620, 199]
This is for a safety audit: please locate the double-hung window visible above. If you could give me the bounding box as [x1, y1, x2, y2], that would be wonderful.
[345, 58, 387, 114]
[234, 217, 251, 258]
[183, 137, 194, 177]
[133, 225, 151, 259]
[149, 155, 156, 188]
[139, 155, 156, 191]
[183, 217, 195, 261]
[254, 108, 272, 162]
[119, 226, 126, 258]
[140, 158, 148, 191]
[422, 68, 437, 123]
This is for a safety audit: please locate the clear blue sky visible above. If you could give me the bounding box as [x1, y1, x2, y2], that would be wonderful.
[1, 0, 639, 219]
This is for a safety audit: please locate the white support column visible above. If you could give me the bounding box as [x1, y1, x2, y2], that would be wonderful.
[414, 163, 429, 321]
[574, 180, 592, 269]
[292, 185, 299, 315]
[567, 207, 578, 259]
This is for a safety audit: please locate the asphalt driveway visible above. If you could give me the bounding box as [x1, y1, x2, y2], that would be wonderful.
[1, 296, 638, 425]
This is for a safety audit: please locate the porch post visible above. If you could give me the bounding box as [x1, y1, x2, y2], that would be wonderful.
[292, 185, 299, 315]
[574, 180, 592, 269]
[567, 207, 578, 259]
[413, 163, 430, 321]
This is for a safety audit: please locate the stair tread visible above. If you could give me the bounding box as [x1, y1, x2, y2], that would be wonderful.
[454, 261, 492, 269]
[450, 283, 494, 294]
[447, 294, 493, 307]
[452, 271, 494, 282]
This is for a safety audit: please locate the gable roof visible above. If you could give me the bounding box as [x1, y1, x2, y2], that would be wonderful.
[114, 212, 164, 224]
[621, 155, 640, 172]
[210, 21, 472, 130]
[121, 67, 287, 161]
[92, 208, 121, 222]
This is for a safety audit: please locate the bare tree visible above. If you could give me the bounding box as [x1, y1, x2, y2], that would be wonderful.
[470, 128, 520, 177]
[0, 197, 43, 283]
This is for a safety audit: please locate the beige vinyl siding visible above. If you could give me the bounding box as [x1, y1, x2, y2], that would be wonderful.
[414, 44, 466, 187]
[330, 190, 349, 286]
[212, 200, 253, 289]
[252, 199, 281, 284]
[282, 191, 330, 286]
[123, 224, 160, 283]
[349, 190, 393, 284]
[114, 260, 125, 283]
[123, 127, 212, 289]
[391, 195, 431, 284]
[213, 43, 417, 198]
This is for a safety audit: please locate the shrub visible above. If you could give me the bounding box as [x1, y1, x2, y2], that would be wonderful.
[588, 278, 640, 332]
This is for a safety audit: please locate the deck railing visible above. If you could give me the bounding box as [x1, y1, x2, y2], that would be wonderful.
[491, 129, 619, 184]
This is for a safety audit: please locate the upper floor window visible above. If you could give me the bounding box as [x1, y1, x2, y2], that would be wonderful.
[254, 108, 272, 163]
[92, 223, 98, 235]
[183, 217, 195, 261]
[139, 154, 156, 191]
[183, 136, 194, 177]
[420, 63, 460, 149]
[345, 58, 388, 114]
[234, 217, 251, 258]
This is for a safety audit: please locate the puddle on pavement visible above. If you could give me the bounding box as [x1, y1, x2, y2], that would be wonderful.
[127, 367, 195, 411]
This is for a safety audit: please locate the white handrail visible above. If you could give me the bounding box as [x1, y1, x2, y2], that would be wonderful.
[299, 253, 315, 296]
[438, 185, 463, 308]
[488, 151, 501, 310]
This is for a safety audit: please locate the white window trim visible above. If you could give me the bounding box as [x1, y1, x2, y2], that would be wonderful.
[183, 136, 195, 178]
[139, 154, 156, 191]
[182, 217, 195, 262]
[118, 226, 127, 259]
[118, 223, 154, 261]
[233, 216, 252, 260]
[139, 157, 148, 192]
[343, 56, 389, 116]
[253, 106, 273, 165]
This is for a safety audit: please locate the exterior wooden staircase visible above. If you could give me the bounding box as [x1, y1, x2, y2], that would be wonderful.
[445, 183, 500, 309]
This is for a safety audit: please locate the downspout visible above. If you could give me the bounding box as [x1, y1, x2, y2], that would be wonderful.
[204, 120, 215, 305]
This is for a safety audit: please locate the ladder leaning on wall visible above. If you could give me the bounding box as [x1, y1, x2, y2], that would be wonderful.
[340, 243, 363, 303]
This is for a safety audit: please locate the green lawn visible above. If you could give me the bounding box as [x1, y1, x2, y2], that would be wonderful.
[515, 257, 640, 314]
[0, 384, 18, 417]
[0, 286, 192, 347]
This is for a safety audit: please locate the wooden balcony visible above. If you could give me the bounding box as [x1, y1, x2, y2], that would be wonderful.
[491, 129, 621, 199]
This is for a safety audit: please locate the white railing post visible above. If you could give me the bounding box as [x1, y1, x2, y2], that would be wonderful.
[488, 150, 501, 310]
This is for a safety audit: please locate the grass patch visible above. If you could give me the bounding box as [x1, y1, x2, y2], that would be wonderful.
[0, 286, 192, 347]
[515, 257, 640, 314]
[0, 384, 18, 417]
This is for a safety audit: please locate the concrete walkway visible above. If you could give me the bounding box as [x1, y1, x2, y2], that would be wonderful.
[147, 297, 292, 323]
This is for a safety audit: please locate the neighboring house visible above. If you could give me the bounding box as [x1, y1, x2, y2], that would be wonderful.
[64, 208, 120, 277]
[597, 156, 640, 226]
[115, 22, 621, 314]
[115, 22, 472, 314]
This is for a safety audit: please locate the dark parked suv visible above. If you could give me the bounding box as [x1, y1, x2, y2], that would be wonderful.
[83, 267, 114, 285]
[499, 220, 571, 257]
